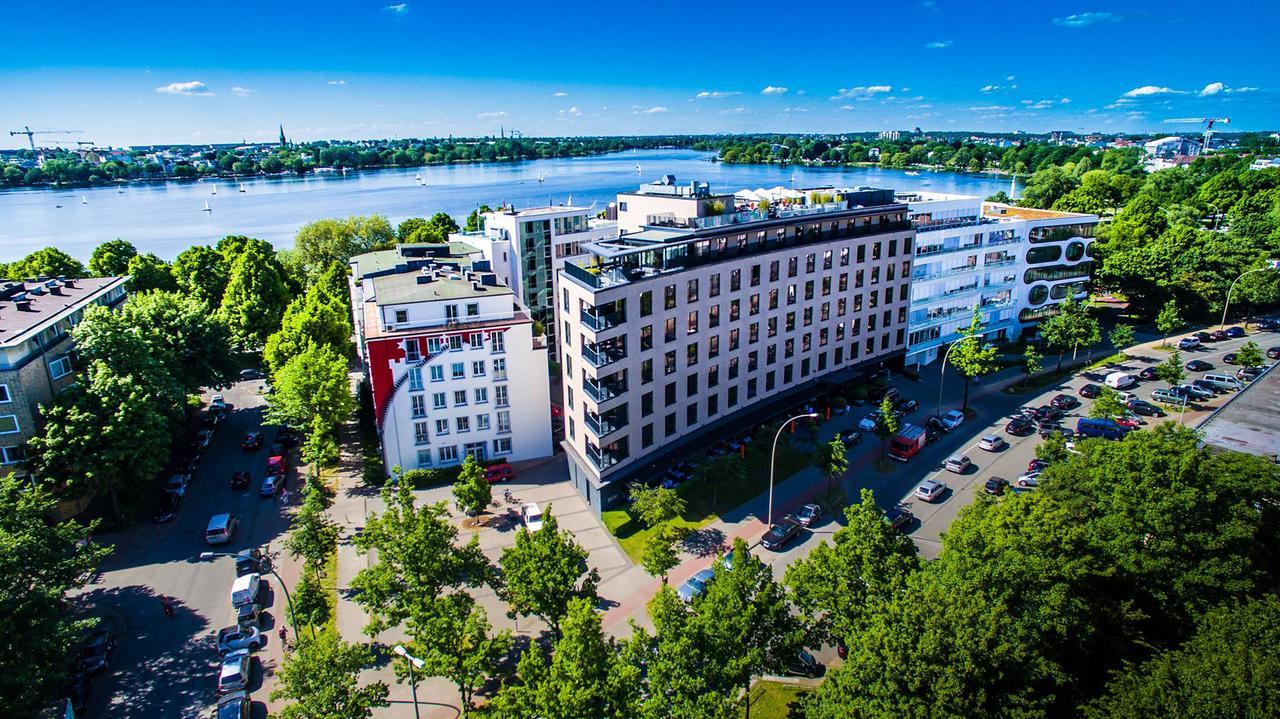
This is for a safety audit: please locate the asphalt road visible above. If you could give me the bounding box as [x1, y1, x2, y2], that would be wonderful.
[76, 379, 291, 719]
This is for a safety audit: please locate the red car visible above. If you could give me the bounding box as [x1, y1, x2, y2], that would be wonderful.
[483, 462, 515, 484]
[1115, 416, 1142, 429]
[266, 455, 287, 476]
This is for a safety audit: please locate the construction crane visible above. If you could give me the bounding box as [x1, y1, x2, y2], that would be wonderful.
[7, 126, 82, 151]
[1164, 117, 1230, 150]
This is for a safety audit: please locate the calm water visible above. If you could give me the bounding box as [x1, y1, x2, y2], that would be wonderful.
[0, 150, 1017, 262]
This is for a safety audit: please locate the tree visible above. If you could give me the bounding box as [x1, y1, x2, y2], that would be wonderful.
[218, 241, 292, 349]
[452, 455, 491, 516]
[820, 434, 848, 499]
[270, 628, 389, 719]
[1156, 349, 1187, 387]
[947, 306, 1000, 410]
[1235, 340, 1264, 368]
[285, 486, 340, 569]
[499, 507, 600, 636]
[411, 594, 512, 717]
[264, 291, 353, 376]
[0, 475, 110, 715]
[350, 482, 490, 635]
[116, 290, 238, 394]
[628, 484, 687, 528]
[1022, 344, 1043, 387]
[1088, 386, 1129, 421]
[397, 216, 428, 241]
[642, 525, 683, 582]
[290, 567, 332, 633]
[1019, 165, 1081, 209]
[1109, 324, 1136, 355]
[5, 247, 87, 280]
[464, 204, 493, 232]
[404, 212, 461, 244]
[873, 394, 899, 459]
[265, 343, 355, 449]
[293, 215, 394, 281]
[124, 252, 177, 293]
[172, 245, 229, 305]
[1156, 299, 1184, 347]
[1041, 296, 1101, 370]
[88, 239, 137, 276]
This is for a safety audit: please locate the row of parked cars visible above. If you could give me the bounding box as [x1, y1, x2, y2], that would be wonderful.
[213, 552, 271, 719]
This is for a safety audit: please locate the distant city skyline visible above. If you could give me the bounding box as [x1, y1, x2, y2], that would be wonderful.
[2, 0, 1277, 149]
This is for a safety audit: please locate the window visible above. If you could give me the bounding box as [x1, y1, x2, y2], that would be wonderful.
[665, 382, 677, 406]
[642, 424, 654, 448]
[728, 386, 739, 407]
[417, 449, 432, 468]
[474, 387, 488, 404]
[709, 274, 720, 297]
[686, 342, 698, 367]
[665, 318, 676, 343]
[686, 374, 698, 396]
[687, 279, 699, 303]
[823, 249, 833, 269]
[707, 366, 719, 388]
[768, 289, 779, 310]
[642, 392, 654, 416]
[452, 362, 466, 380]
[729, 328, 740, 350]
[750, 264, 761, 287]
[708, 335, 720, 358]
[49, 356, 72, 380]
[664, 284, 677, 310]
[439, 445, 459, 464]
[446, 305, 460, 322]
[640, 291, 653, 316]
[472, 360, 486, 377]
[709, 305, 720, 328]
[477, 414, 491, 431]
[493, 358, 507, 380]
[495, 385, 509, 407]
[729, 357, 739, 379]
[707, 394, 719, 417]
[497, 410, 511, 433]
[687, 311, 698, 334]
[729, 300, 740, 322]
[435, 418, 450, 435]
[806, 254, 816, 273]
[641, 325, 653, 350]
[788, 257, 798, 277]
[432, 392, 447, 409]
[641, 359, 653, 384]
[468, 332, 483, 347]
[665, 413, 677, 437]
[414, 422, 431, 445]
[429, 365, 444, 382]
[0, 446, 18, 464]
[405, 339, 420, 362]
[411, 395, 427, 418]
[456, 416, 470, 433]
[490, 331, 505, 353]
[493, 437, 513, 455]
[466, 303, 480, 318]
[770, 261, 780, 281]
[840, 247, 849, 266]
[395, 309, 408, 324]
[428, 337, 445, 354]
[687, 404, 698, 426]
[730, 269, 741, 292]
[453, 390, 468, 406]
[768, 317, 778, 338]
[407, 368, 424, 392]
[446, 335, 461, 351]
[664, 351, 676, 375]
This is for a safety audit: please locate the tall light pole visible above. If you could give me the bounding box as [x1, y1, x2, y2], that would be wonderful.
[393, 644, 425, 719]
[199, 551, 300, 639]
[936, 329, 991, 418]
[767, 412, 818, 527]
[1220, 262, 1280, 330]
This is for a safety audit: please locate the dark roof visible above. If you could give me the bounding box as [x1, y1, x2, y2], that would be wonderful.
[0, 276, 126, 347]
[1197, 363, 1280, 460]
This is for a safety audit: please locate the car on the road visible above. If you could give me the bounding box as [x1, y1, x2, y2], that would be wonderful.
[914, 479, 946, 502]
[1255, 318, 1279, 330]
[1027, 458, 1050, 473]
[676, 568, 716, 602]
[236, 599, 264, 630]
[943, 454, 971, 473]
[1050, 394, 1080, 410]
[1177, 336, 1201, 350]
[274, 429, 302, 448]
[857, 411, 882, 432]
[1185, 359, 1214, 372]
[1210, 329, 1230, 341]
[784, 650, 824, 678]
[217, 626, 264, 654]
[1268, 346, 1280, 360]
[1127, 399, 1165, 417]
[838, 429, 862, 447]
[206, 513, 238, 545]
[1224, 353, 1239, 365]
[795, 503, 823, 527]
[1078, 384, 1101, 398]
[259, 474, 284, 497]
[234, 552, 262, 578]
[1225, 326, 1246, 338]
[218, 649, 252, 694]
[209, 394, 229, 413]
[164, 473, 188, 497]
[1238, 366, 1265, 381]
[1005, 416, 1035, 435]
[984, 477, 1010, 495]
[1178, 383, 1215, 401]
[521, 503, 544, 532]
[1193, 331, 1214, 342]
[193, 428, 215, 450]
[894, 398, 919, 414]
[152, 493, 181, 523]
[230, 471, 251, 490]
[78, 626, 115, 674]
[1137, 366, 1159, 381]
[977, 434, 1006, 452]
[241, 433, 263, 451]
[1015, 471, 1041, 488]
[761, 519, 802, 551]
[1033, 405, 1063, 422]
[266, 455, 288, 476]
[938, 410, 965, 430]
[216, 690, 252, 719]
[1150, 388, 1185, 405]
[884, 507, 913, 532]
[483, 462, 516, 483]
[239, 368, 265, 381]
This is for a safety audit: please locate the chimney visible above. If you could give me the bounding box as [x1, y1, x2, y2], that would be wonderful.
[15, 300, 32, 311]
[63, 279, 77, 289]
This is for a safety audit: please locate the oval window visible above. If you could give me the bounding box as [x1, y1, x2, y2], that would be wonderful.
[1028, 285, 1049, 305]
[1026, 245, 1061, 264]
[1065, 241, 1085, 261]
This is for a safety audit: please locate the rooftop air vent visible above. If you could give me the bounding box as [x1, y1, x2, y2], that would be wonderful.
[15, 300, 32, 311]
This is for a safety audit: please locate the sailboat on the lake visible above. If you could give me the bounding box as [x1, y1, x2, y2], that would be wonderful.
[203, 200, 212, 212]
[238, 183, 246, 193]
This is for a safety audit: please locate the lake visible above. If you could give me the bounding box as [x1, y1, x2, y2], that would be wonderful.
[0, 150, 1018, 262]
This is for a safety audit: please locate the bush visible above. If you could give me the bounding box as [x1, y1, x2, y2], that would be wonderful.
[849, 385, 869, 401]
[831, 395, 848, 411]
[399, 466, 463, 489]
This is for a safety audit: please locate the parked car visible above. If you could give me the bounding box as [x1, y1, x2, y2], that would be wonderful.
[1078, 384, 1101, 398]
[216, 690, 252, 719]
[783, 650, 824, 678]
[206, 513, 238, 545]
[266, 455, 287, 476]
[234, 551, 261, 578]
[217, 626, 264, 654]
[1192, 379, 1223, 395]
[209, 395, 229, 414]
[152, 493, 181, 523]
[838, 429, 862, 447]
[795, 503, 823, 527]
[938, 410, 965, 430]
[239, 369, 265, 381]
[1137, 366, 1159, 381]
[944, 454, 971, 473]
[483, 462, 515, 483]
[978, 434, 1006, 452]
[259, 474, 284, 497]
[1015, 471, 1041, 488]
[236, 599, 264, 630]
[1238, 366, 1265, 381]
[230, 471, 251, 490]
[164, 473, 188, 497]
[1210, 329, 1230, 342]
[218, 650, 252, 694]
[1150, 388, 1185, 405]
[923, 423, 942, 443]
[1267, 346, 1280, 360]
[241, 433, 263, 451]
[1027, 458, 1050, 472]
[1005, 416, 1035, 435]
[677, 568, 716, 602]
[1178, 383, 1215, 401]
[1178, 337, 1201, 350]
[984, 477, 1010, 495]
[1050, 394, 1080, 410]
[857, 411, 881, 432]
[884, 507, 913, 532]
[1127, 399, 1165, 417]
[274, 429, 301, 448]
[1193, 331, 1214, 342]
[78, 627, 115, 674]
[894, 398, 919, 414]
[761, 519, 801, 550]
[1033, 405, 1063, 422]
[914, 479, 946, 502]
[1185, 359, 1213, 372]
[1224, 353, 1240, 365]
[521, 503, 544, 532]
[1225, 326, 1246, 338]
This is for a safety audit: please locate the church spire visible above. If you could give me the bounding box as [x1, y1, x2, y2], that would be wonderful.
[279, 124, 287, 146]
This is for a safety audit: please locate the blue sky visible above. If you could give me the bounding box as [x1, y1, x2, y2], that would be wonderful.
[2, 0, 1276, 148]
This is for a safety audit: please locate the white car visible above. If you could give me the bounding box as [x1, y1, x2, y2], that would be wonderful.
[939, 410, 965, 430]
[218, 649, 251, 694]
[914, 479, 946, 502]
[1117, 391, 1138, 404]
[977, 434, 1006, 452]
[857, 411, 881, 432]
[164, 474, 188, 497]
[944, 455, 972, 474]
[521, 503, 544, 532]
[1015, 471, 1041, 488]
[217, 626, 263, 654]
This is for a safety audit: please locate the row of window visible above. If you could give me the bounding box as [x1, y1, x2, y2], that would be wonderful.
[409, 385, 510, 417]
[392, 300, 485, 327]
[413, 409, 512, 443]
[406, 358, 507, 391]
[402, 331, 507, 362]
[417, 438, 513, 468]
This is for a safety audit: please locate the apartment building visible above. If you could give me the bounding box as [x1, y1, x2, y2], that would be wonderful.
[615, 175, 738, 233]
[900, 191, 1097, 367]
[0, 276, 128, 478]
[558, 184, 915, 510]
[452, 205, 618, 356]
[349, 242, 552, 473]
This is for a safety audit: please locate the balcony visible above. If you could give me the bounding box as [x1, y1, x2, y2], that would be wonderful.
[908, 298, 1015, 332]
[585, 408, 629, 437]
[581, 308, 625, 332]
[986, 235, 1022, 248]
[583, 342, 626, 369]
[915, 242, 984, 259]
[584, 376, 627, 403]
[587, 441, 629, 471]
[913, 262, 980, 283]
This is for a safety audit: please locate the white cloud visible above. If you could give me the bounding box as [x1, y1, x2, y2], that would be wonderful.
[761, 85, 788, 95]
[1122, 85, 1184, 97]
[783, 106, 809, 113]
[156, 80, 213, 96]
[839, 105, 856, 111]
[558, 106, 583, 117]
[720, 107, 749, 115]
[1200, 82, 1258, 96]
[638, 106, 668, 114]
[477, 111, 508, 119]
[925, 40, 953, 49]
[1052, 11, 1121, 27]
[831, 85, 892, 100]
[327, 80, 347, 85]
[384, 3, 409, 13]
[1060, 97, 1071, 103]
[1006, 75, 1016, 81]
[230, 86, 255, 96]
[968, 105, 1012, 111]
[695, 90, 741, 99]
[553, 91, 568, 97]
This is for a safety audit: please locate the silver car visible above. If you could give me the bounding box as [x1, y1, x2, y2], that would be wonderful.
[977, 434, 1006, 452]
[218, 649, 252, 694]
[677, 568, 716, 602]
[217, 625, 264, 654]
[914, 479, 946, 502]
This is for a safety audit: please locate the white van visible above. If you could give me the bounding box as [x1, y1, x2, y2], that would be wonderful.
[206, 513, 237, 545]
[1104, 371, 1136, 390]
[231, 573, 260, 608]
[1202, 373, 1244, 392]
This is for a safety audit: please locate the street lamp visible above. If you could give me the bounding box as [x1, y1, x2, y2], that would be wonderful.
[767, 412, 818, 527]
[198, 551, 300, 639]
[936, 329, 991, 418]
[1220, 262, 1280, 331]
[393, 644, 425, 719]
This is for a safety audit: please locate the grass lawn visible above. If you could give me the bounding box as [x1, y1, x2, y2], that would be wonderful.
[603, 435, 814, 562]
[745, 681, 810, 719]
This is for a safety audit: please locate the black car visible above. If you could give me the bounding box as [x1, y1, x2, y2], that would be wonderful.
[761, 519, 801, 551]
[1138, 366, 1159, 381]
[784, 650, 825, 678]
[1267, 346, 1280, 360]
[1210, 330, 1230, 342]
[79, 627, 115, 674]
[1185, 359, 1213, 372]
[1127, 399, 1165, 417]
[1192, 379, 1222, 395]
[236, 600, 264, 630]
[231, 471, 251, 490]
[1238, 366, 1264, 381]
[1194, 331, 1214, 342]
[1005, 416, 1035, 435]
[885, 507, 913, 532]
[894, 398, 919, 414]
[1225, 326, 1246, 338]
[924, 424, 941, 443]
[241, 432, 263, 451]
[274, 429, 302, 448]
[838, 429, 862, 447]
[926, 416, 948, 434]
[152, 493, 181, 523]
[1033, 405, 1062, 422]
[1050, 394, 1080, 410]
[1079, 384, 1101, 398]
[1224, 353, 1239, 365]
[984, 477, 1010, 495]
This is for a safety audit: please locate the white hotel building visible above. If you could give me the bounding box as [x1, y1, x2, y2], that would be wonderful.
[349, 242, 553, 473]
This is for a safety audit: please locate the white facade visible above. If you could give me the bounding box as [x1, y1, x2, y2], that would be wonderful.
[1250, 158, 1280, 171]
[1143, 135, 1201, 158]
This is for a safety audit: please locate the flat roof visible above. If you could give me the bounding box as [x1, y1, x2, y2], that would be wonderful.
[0, 276, 127, 347]
[370, 270, 512, 305]
[350, 242, 484, 277]
[491, 205, 593, 217]
[981, 203, 1092, 221]
[1198, 363, 1280, 460]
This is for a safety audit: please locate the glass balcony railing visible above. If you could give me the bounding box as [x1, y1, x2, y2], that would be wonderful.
[915, 242, 984, 259]
[581, 308, 625, 332]
[587, 442, 629, 470]
[585, 411, 629, 437]
[583, 344, 626, 369]
[584, 378, 626, 403]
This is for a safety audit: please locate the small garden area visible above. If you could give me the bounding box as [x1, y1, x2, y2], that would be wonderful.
[745, 681, 810, 719]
